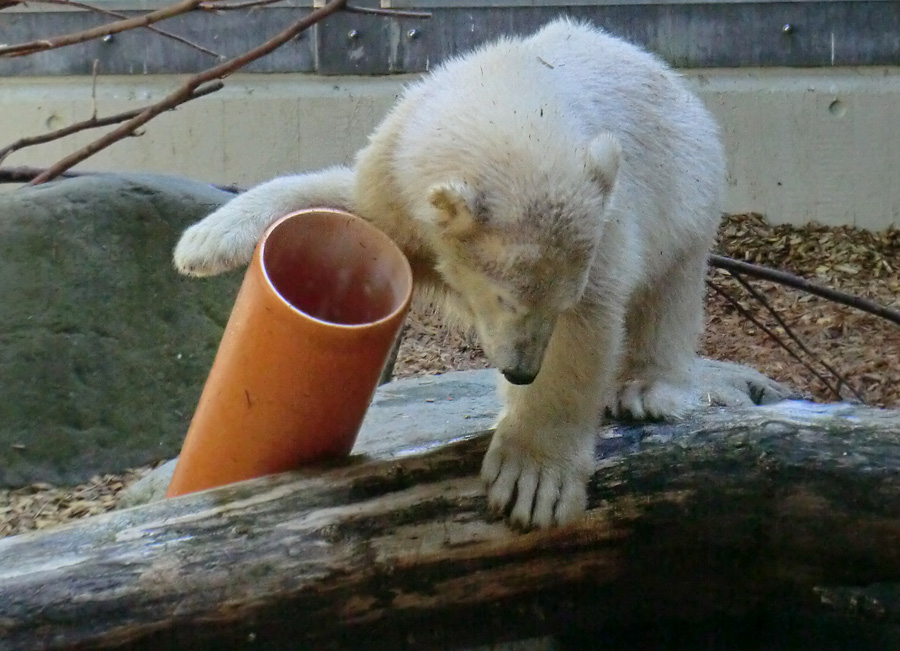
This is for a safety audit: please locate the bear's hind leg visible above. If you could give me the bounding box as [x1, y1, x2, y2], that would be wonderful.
[615, 249, 799, 420]
[614, 249, 708, 420]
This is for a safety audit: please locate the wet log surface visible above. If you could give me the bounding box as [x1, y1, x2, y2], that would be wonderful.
[1, 401, 900, 650]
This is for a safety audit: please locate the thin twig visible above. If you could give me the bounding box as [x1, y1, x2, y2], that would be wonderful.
[15, 0, 222, 57]
[199, 0, 283, 10]
[198, 0, 430, 17]
[722, 270, 866, 403]
[91, 59, 99, 119]
[0, 166, 84, 183]
[0, 166, 241, 193]
[710, 254, 900, 327]
[28, 0, 349, 184]
[0, 0, 210, 57]
[344, 3, 431, 18]
[707, 279, 846, 401]
[0, 82, 223, 167]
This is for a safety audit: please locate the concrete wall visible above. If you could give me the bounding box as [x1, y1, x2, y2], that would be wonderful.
[2, 67, 898, 228]
[698, 67, 900, 229]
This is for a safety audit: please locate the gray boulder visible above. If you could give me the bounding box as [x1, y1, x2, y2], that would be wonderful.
[119, 369, 501, 507]
[0, 174, 241, 486]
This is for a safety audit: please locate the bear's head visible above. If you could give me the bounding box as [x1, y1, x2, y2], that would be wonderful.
[424, 133, 621, 385]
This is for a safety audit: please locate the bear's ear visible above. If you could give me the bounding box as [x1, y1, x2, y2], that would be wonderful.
[586, 132, 622, 194]
[427, 180, 485, 236]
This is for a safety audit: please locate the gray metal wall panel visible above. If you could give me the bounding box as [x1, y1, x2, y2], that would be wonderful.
[384, 0, 895, 7]
[389, 3, 900, 72]
[0, 9, 316, 76]
[314, 8, 395, 74]
[1, 2, 897, 76]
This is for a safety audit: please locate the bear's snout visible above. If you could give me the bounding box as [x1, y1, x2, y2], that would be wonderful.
[501, 368, 538, 386]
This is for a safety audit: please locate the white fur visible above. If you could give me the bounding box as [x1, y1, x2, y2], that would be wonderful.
[175, 166, 356, 277]
[174, 19, 737, 529]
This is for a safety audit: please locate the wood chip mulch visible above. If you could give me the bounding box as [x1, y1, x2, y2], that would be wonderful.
[0, 468, 150, 539]
[707, 213, 900, 408]
[3, 213, 898, 539]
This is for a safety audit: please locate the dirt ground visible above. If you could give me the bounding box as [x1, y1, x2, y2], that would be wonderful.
[2, 213, 898, 538]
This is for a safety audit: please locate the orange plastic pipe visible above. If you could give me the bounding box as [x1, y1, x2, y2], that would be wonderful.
[166, 209, 413, 497]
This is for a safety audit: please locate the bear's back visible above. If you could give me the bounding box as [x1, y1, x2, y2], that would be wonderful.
[399, 18, 718, 166]
[395, 19, 722, 206]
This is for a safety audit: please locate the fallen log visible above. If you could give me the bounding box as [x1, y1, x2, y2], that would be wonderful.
[1, 400, 900, 650]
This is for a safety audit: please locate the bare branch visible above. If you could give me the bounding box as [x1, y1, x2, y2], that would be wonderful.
[201, 0, 431, 18]
[0, 82, 223, 167]
[0, 165, 241, 193]
[0, 0, 209, 57]
[345, 3, 431, 18]
[710, 254, 900, 327]
[198, 0, 283, 10]
[707, 279, 846, 401]
[721, 270, 866, 403]
[0, 166, 85, 183]
[28, 0, 349, 184]
[19, 0, 222, 57]
[91, 59, 99, 119]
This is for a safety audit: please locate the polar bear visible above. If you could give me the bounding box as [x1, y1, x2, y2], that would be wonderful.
[174, 18, 785, 529]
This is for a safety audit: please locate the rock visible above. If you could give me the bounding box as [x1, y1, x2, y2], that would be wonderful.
[117, 458, 180, 509]
[118, 369, 501, 507]
[118, 362, 799, 507]
[0, 174, 241, 487]
[353, 368, 499, 458]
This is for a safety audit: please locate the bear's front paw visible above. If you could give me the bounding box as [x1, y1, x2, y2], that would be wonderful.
[173, 215, 258, 277]
[614, 379, 696, 421]
[481, 423, 592, 529]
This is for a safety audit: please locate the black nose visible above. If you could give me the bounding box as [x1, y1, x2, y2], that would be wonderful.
[502, 369, 537, 385]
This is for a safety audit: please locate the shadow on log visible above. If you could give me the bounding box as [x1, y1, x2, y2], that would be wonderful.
[1, 401, 900, 650]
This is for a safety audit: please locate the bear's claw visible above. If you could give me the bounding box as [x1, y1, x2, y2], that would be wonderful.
[481, 428, 590, 529]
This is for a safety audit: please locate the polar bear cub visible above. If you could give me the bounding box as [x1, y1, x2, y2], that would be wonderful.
[175, 19, 732, 529]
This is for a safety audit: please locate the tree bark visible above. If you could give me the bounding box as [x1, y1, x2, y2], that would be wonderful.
[2, 401, 900, 650]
